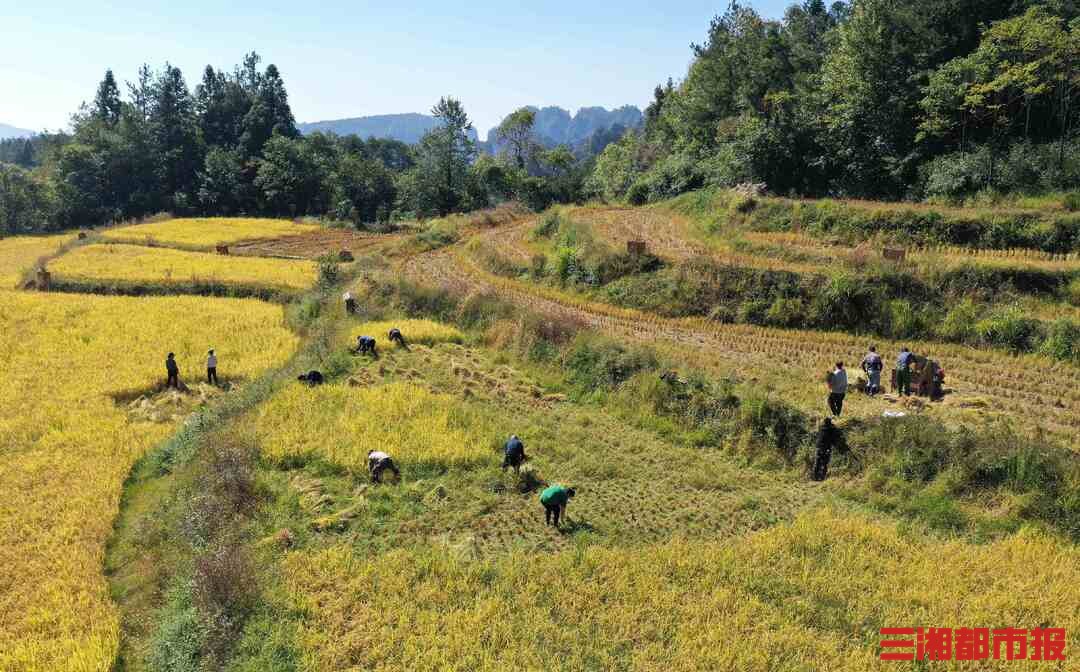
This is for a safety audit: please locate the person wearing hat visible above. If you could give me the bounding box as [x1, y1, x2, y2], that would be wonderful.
[206, 349, 218, 385]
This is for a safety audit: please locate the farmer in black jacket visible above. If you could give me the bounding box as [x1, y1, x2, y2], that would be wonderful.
[812, 418, 847, 481]
[166, 352, 180, 389]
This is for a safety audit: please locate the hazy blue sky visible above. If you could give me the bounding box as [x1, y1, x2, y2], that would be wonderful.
[0, 1, 790, 138]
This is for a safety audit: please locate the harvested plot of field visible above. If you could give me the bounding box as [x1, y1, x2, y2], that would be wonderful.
[0, 233, 76, 287]
[229, 228, 399, 259]
[0, 291, 297, 671]
[349, 319, 464, 346]
[285, 508, 1080, 671]
[100, 217, 321, 248]
[405, 248, 1080, 448]
[48, 244, 317, 295]
[249, 382, 495, 472]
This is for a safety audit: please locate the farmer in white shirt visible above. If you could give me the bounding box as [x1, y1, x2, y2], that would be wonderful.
[367, 450, 400, 484]
[207, 349, 218, 385]
[826, 361, 848, 417]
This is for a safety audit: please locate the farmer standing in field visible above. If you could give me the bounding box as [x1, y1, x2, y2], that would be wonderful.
[367, 449, 400, 484]
[826, 361, 847, 417]
[206, 349, 218, 385]
[165, 352, 180, 389]
[502, 434, 527, 473]
[540, 484, 575, 528]
[860, 345, 883, 395]
[812, 417, 847, 481]
[896, 347, 914, 396]
[343, 291, 356, 315]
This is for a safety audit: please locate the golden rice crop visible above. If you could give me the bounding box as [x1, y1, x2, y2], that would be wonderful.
[285, 508, 1080, 671]
[249, 382, 491, 471]
[349, 319, 464, 346]
[429, 248, 1080, 445]
[100, 216, 321, 248]
[0, 233, 76, 287]
[49, 244, 317, 293]
[0, 291, 298, 671]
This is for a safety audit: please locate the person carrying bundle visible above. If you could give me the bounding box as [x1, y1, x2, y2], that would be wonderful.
[539, 484, 575, 528]
[502, 434, 527, 473]
[388, 327, 407, 349]
[826, 361, 847, 417]
[367, 450, 400, 484]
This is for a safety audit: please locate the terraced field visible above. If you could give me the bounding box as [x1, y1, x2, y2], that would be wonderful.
[4, 201, 1080, 671]
[49, 243, 318, 294]
[0, 232, 76, 287]
[101, 216, 322, 249]
[0, 290, 297, 671]
[405, 240, 1080, 448]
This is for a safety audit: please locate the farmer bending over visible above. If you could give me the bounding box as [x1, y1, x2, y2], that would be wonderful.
[368, 450, 400, 484]
[355, 335, 377, 356]
[388, 327, 407, 349]
[540, 484, 575, 528]
[502, 434, 527, 473]
[298, 370, 324, 386]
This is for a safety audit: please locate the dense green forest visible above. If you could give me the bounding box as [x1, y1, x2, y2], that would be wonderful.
[591, 0, 1080, 203]
[3, 0, 1080, 235]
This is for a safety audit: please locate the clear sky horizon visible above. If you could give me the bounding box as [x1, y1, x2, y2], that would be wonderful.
[0, 1, 790, 139]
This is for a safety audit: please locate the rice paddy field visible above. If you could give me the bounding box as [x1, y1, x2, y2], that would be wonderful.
[349, 318, 465, 346]
[248, 381, 494, 472]
[100, 216, 322, 248]
[285, 509, 1080, 671]
[49, 243, 318, 294]
[0, 290, 297, 671]
[0, 232, 75, 287]
[2, 197, 1080, 670]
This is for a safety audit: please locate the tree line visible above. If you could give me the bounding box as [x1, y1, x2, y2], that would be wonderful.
[0, 54, 593, 235]
[589, 0, 1080, 203]
[6, 1, 1080, 236]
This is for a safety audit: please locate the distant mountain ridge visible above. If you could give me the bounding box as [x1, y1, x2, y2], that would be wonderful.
[0, 123, 35, 140]
[492, 105, 643, 150]
[297, 106, 643, 152]
[298, 113, 479, 144]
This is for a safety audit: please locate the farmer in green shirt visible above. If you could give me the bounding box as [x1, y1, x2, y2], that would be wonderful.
[539, 484, 576, 528]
